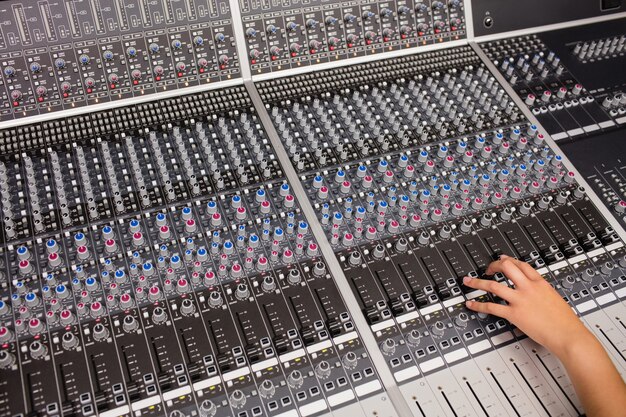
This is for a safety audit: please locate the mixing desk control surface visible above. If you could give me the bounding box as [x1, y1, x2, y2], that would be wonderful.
[1, 1, 626, 417]
[0, 0, 240, 122]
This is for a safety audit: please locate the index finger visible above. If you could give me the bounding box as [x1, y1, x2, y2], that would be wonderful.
[485, 257, 530, 288]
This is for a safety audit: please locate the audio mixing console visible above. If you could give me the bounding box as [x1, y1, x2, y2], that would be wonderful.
[0, 1, 626, 417]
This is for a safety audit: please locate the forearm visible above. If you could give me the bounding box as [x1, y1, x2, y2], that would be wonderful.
[555, 330, 626, 417]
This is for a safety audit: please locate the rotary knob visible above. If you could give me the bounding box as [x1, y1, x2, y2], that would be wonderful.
[29, 341, 47, 359]
[79, 54, 90, 65]
[288, 269, 301, 285]
[180, 298, 195, 316]
[349, 251, 362, 266]
[35, 86, 48, 98]
[218, 55, 229, 66]
[262, 276, 276, 292]
[407, 329, 421, 346]
[313, 261, 326, 277]
[230, 390, 246, 408]
[0, 327, 13, 343]
[454, 312, 469, 329]
[270, 46, 282, 57]
[342, 351, 358, 369]
[315, 360, 332, 379]
[55, 58, 66, 69]
[372, 244, 385, 259]
[152, 307, 167, 324]
[93, 323, 110, 341]
[61, 332, 79, 350]
[235, 283, 249, 300]
[288, 370, 304, 388]
[4, 66, 16, 77]
[209, 291, 223, 307]
[199, 400, 217, 417]
[431, 321, 446, 337]
[381, 338, 396, 355]
[149, 43, 160, 53]
[309, 40, 322, 52]
[122, 315, 138, 333]
[289, 43, 302, 54]
[0, 350, 15, 368]
[259, 380, 276, 399]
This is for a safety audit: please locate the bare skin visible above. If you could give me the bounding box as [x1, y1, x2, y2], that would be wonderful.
[463, 255, 626, 417]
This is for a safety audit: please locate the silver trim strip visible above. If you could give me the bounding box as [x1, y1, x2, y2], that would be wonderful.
[230, 0, 252, 82]
[244, 81, 414, 417]
[470, 41, 626, 240]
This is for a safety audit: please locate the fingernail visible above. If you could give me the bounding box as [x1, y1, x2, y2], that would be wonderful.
[463, 276, 472, 284]
[499, 254, 509, 259]
[465, 300, 473, 307]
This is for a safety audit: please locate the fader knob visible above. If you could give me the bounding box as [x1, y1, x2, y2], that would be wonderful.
[259, 380, 276, 399]
[315, 360, 332, 379]
[288, 370, 304, 388]
[199, 400, 217, 417]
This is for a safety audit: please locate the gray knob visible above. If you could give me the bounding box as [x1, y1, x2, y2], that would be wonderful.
[431, 321, 446, 337]
[209, 291, 223, 307]
[259, 380, 276, 399]
[180, 299, 195, 316]
[236, 284, 249, 300]
[0, 350, 15, 368]
[313, 262, 326, 277]
[93, 323, 110, 341]
[29, 341, 47, 359]
[342, 351, 358, 369]
[381, 338, 396, 355]
[561, 275, 575, 290]
[122, 315, 138, 333]
[288, 269, 301, 285]
[454, 312, 469, 329]
[199, 400, 217, 417]
[581, 268, 595, 283]
[230, 389, 246, 408]
[439, 227, 451, 239]
[349, 251, 362, 266]
[600, 262, 615, 275]
[152, 307, 167, 324]
[395, 238, 408, 252]
[61, 332, 79, 350]
[407, 329, 421, 346]
[418, 231, 430, 245]
[288, 370, 304, 388]
[315, 360, 332, 379]
[262, 276, 276, 292]
[372, 245, 385, 259]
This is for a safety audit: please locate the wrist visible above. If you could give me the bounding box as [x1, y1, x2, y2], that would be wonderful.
[550, 324, 596, 361]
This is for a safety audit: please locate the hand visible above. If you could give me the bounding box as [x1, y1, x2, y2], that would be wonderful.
[463, 255, 591, 358]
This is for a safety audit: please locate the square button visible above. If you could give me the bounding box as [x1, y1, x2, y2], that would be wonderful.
[352, 372, 362, 382]
[416, 349, 426, 358]
[463, 332, 473, 341]
[310, 386, 321, 396]
[281, 396, 292, 406]
[440, 340, 450, 349]
[324, 381, 335, 391]
[268, 401, 278, 411]
[252, 407, 262, 416]
[390, 358, 401, 368]
[401, 354, 412, 363]
[427, 345, 437, 354]
[364, 367, 374, 377]
[337, 377, 347, 387]
[297, 391, 307, 401]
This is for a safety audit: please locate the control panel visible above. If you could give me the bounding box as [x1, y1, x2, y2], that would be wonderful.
[0, 0, 240, 123]
[479, 17, 626, 228]
[1, 1, 626, 417]
[239, 0, 467, 75]
[257, 44, 626, 415]
[0, 85, 391, 417]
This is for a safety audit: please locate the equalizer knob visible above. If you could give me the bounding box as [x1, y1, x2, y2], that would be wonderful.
[230, 390, 247, 408]
[0, 350, 15, 368]
[209, 291, 223, 307]
[288, 370, 304, 388]
[199, 400, 217, 417]
[152, 307, 167, 324]
[61, 332, 79, 350]
[29, 341, 47, 359]
[262, 276, 276, 292]
[381, 338, 396, 355]
[180, 299, 195, 316]
[259, 380, 276, 399]
[3, 66, 16, 77]
[431, 321, 446, 337]
[454, 312, 469, 329]
[0, 326, 13, 343]
[342, 351, 358, 369]
[315, 360, 332, 379]
[122, 315, 138, 333]
[407, 329, 421, 346]
[93, 323, 109, 342]
[236, 283, 250, 300]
